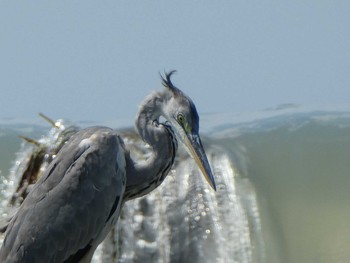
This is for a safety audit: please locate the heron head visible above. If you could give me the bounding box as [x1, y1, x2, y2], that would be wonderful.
[160, 71, 216, 191]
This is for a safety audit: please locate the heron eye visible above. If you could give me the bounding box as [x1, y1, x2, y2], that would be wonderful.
[177, 113, 185, 124]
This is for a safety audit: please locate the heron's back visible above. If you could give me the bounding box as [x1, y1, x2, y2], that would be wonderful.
[0, 127, 126, 262]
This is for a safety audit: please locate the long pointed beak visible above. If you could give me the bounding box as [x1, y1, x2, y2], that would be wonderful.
[184, 133, 217, 191]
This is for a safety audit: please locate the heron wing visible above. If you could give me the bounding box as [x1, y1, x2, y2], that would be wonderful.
[0, 127, 126, 263]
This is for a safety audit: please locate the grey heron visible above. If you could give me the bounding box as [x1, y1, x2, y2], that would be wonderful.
[0, 71, 216, 262]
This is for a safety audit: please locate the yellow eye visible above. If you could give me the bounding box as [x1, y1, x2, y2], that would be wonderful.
[177, 113, 185, 124]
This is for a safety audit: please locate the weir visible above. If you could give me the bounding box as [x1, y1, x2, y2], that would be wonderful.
[2, 110, 350, 262]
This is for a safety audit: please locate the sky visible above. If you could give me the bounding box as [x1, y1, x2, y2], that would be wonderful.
[1, 1, 349, 125]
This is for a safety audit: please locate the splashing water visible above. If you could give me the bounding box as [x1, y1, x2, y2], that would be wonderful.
[105, 139, 264, 263]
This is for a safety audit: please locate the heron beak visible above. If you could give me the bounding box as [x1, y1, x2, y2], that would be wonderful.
[184, 133, 217, 191]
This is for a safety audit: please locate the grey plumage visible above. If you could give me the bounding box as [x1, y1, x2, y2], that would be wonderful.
[0, 72, 216, 262]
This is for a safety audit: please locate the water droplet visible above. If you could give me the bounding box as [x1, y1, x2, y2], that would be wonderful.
[194, 215, 200, 221]
[205, 229, 211, 234]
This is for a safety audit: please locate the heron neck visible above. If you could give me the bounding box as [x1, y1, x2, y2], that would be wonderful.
[123, 91, 177, 201]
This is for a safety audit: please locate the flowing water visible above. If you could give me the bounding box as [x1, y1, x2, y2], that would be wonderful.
[1, 108, 350, 263]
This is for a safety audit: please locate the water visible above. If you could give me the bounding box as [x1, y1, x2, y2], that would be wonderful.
[1, 108, 350, 263]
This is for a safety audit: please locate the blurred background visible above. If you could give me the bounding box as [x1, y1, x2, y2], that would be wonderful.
[1, 1, 349, 123]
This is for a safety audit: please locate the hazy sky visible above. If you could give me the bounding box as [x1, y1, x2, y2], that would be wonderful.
[1, 1, 349, 124]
